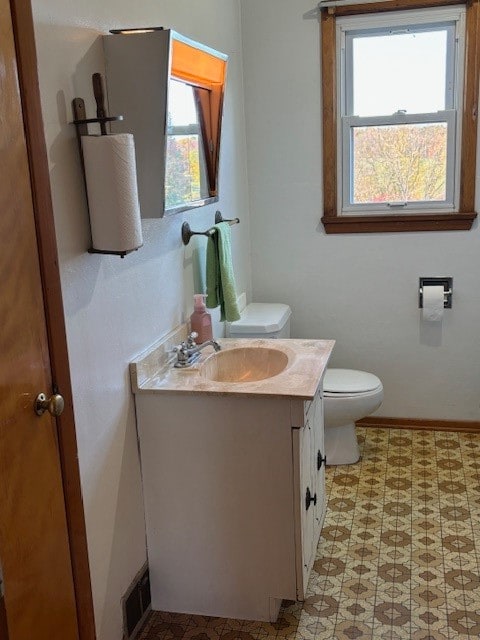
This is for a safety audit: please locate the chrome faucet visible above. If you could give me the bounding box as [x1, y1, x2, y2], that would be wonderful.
[173, 332, 221, 368]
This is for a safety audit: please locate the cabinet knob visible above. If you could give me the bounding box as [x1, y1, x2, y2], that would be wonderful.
[305, 487, 317, 511]
[317, 450, 327, 470]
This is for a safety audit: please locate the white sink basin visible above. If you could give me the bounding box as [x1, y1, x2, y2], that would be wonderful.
[200, 346, 289, 383]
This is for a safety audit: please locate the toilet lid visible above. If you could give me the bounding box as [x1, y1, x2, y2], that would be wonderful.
[324, 369, 382, 394]
[227, 303, 291, 334]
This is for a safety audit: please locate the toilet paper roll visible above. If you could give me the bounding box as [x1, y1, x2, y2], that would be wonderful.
[422, 285, 444, 322]
[82, 134, 143, 252]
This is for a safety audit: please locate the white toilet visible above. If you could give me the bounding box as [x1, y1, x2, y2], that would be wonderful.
[227, 301, 384, 466]
[323, 369, 383, 465]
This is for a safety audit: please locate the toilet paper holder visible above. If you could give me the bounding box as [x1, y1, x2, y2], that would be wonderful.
[419, 277, 453, 309]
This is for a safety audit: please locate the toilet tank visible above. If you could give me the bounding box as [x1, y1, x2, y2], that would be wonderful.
[226, 303, 292, 339]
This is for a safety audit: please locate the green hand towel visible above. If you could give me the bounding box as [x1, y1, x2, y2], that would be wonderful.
[206, 222, 240, 322]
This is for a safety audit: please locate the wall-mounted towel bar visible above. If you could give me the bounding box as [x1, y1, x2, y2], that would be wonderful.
[181, 211, 240, 245]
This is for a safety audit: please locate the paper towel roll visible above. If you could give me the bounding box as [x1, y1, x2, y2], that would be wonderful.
[422, 285, 444, 322]
[82, 134, 143, 253]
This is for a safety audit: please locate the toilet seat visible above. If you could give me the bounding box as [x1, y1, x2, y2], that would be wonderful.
[324, 369, 382, 397]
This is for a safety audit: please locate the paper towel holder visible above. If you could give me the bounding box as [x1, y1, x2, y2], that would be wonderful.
[419, 277, 453, 309]
[72, 73, 140, 258]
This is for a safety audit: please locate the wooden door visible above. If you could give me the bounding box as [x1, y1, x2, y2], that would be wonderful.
[0, 0, 80, 637]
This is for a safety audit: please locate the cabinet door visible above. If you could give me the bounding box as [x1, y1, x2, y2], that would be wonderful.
[311, 391, 327, 540]
[292, 390, 327, 600]
[299, 420, 316, 593]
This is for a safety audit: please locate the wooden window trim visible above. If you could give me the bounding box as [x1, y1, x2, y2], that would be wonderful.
[321, 0, 479, 234]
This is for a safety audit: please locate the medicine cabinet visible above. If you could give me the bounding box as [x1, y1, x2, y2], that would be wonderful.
[104, 28, 228, 217]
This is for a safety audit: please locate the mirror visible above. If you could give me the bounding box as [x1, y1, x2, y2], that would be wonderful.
[165, 33, 227, 214]
[104, 29, 228, 218]
[165, 81, 210, 210]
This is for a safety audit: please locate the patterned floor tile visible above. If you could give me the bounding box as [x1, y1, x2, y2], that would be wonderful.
[138, 428, 480, 640]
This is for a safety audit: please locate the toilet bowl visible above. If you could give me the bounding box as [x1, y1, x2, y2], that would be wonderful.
[323, 369, 383, 465]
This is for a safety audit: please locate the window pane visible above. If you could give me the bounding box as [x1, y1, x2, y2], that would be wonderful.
[351, 122, 447, 204]
[352, 28, 449, 116]
[165, 135, 202, 209]
[168, 79, 198, 127]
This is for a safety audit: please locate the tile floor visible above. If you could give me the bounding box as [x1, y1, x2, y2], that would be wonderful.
[138, 427, 480, 640]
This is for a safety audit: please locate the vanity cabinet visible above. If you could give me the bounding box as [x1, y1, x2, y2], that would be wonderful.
[134, 384, 327, 622]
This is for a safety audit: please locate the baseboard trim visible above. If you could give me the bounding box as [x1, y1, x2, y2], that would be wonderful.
[356, 416, 480, 433]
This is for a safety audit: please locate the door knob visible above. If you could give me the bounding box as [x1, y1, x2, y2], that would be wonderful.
[35, 392, 65, 417]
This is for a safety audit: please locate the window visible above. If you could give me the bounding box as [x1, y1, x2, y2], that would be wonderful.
[320, 0, 480, 233]
[341, 10, 462, 213]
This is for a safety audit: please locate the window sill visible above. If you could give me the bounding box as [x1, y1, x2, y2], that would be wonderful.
[321, 212, 477, 234]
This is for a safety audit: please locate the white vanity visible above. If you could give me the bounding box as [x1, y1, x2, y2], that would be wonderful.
[130, 331, 334, 622]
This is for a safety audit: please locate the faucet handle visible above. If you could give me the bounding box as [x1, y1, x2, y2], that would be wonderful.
[172, 342, 189, 364]
[187, 332, 198, 347]
[172, 341, 187, 354]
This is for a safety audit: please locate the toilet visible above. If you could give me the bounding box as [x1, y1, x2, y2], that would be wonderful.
[323, 369, 383, 465]
[227, 301, 383, 465]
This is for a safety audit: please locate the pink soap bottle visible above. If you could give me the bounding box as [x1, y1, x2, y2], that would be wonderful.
[190, 294, 213, 343]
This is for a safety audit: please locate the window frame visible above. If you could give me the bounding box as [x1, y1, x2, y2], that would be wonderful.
[320, 0, 479, 233]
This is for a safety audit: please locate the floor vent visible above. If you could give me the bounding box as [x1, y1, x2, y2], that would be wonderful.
[123, 564, 151, 639]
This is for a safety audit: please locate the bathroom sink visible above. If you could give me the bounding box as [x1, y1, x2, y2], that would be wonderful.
[200, 347, 289, 383]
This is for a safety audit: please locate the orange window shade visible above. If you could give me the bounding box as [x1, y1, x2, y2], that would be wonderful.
[172, 39, 226, 86]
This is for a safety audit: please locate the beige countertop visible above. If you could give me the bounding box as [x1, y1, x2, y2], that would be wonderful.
[131, 332, 334, 399]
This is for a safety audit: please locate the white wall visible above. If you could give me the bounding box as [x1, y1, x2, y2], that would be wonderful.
[241, 0, 480, 422]
[31, 2, 251, 638]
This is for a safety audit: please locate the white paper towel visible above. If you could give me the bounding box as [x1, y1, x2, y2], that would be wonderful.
[422, 285, 444, 322]
[82, 134, 143, 252]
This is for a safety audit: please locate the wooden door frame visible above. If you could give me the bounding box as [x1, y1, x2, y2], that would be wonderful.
[7, 1, 96, 638]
